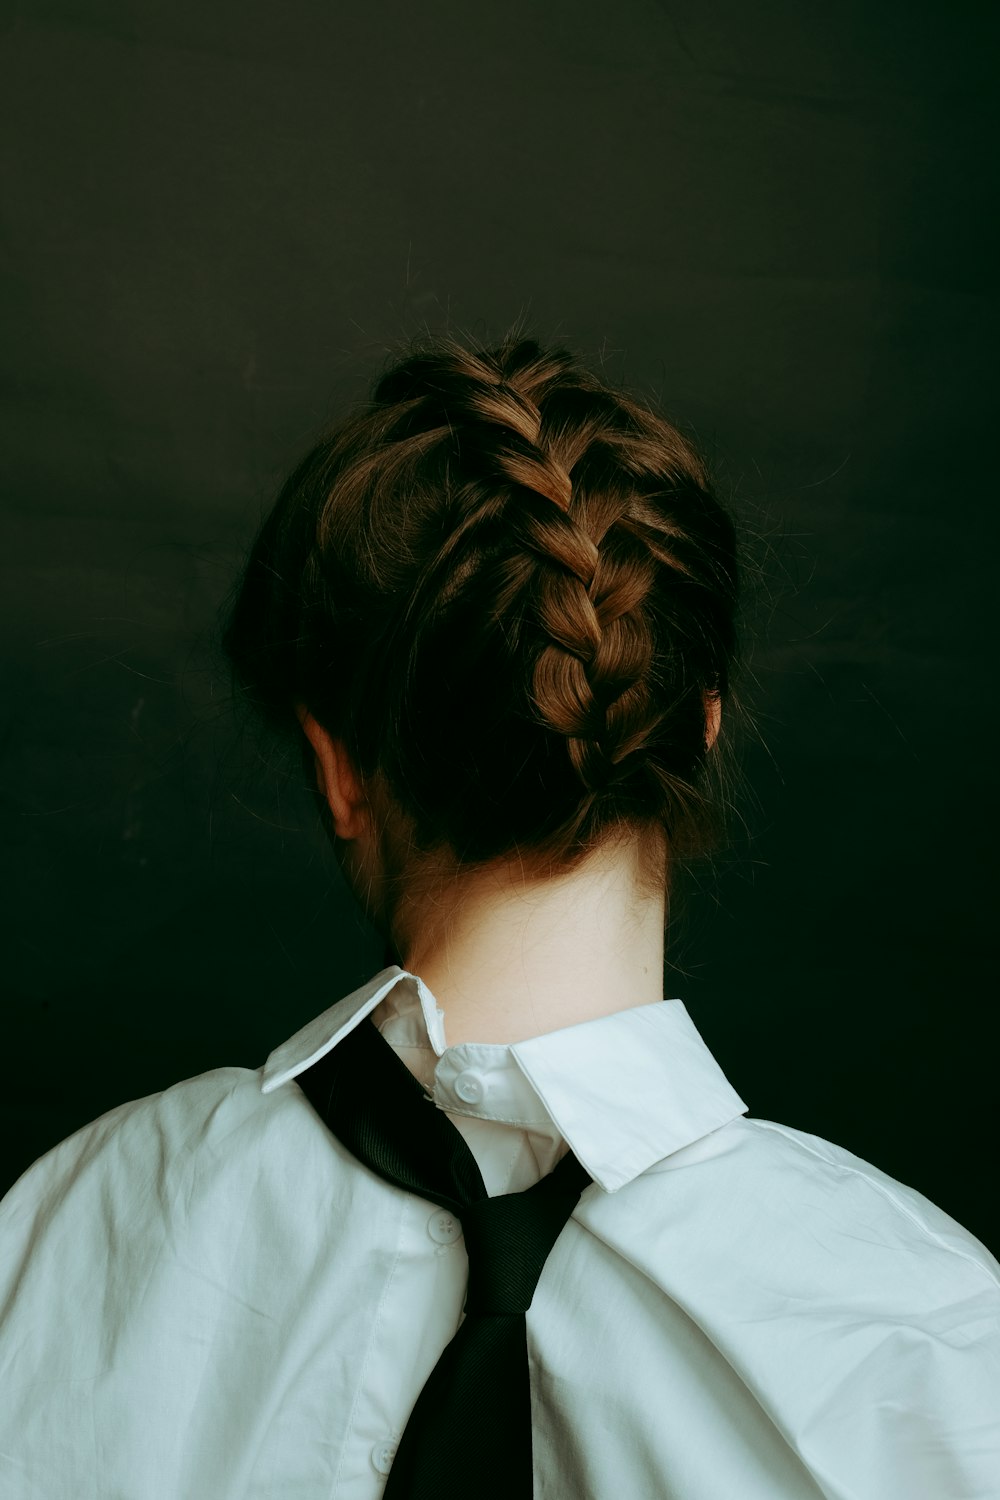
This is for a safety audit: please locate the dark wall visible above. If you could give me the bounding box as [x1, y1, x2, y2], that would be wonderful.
[2, 1, 996, 1252]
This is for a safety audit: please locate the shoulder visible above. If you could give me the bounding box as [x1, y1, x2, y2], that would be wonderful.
[0, 1063, 362, 1495]
[0, 1061, 355, 1415]
[581, 1110, 1000, 1379]
[614, 1112, 1000, 1302]
[3, 1066, 264, 1214]
[0, 1063, 331, 1286]
[577, 1115, 1000, 1496]
[733, 1115, 999, 1285]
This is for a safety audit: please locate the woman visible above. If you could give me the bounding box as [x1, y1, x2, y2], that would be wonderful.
[0, 329, 996, 1499]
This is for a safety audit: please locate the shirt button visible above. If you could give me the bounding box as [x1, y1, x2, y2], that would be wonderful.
[453, 1069, 484, 1104]
[371, 1438, 397, 1475]
[427, 1208, 463, 1245]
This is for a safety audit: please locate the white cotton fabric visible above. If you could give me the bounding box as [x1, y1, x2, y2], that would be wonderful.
[0, 963, 997, 1499]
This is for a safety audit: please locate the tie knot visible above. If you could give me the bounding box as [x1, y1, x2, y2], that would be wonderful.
[460, 1153, 591, 1316]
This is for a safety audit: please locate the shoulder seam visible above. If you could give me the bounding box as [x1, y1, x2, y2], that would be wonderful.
[745, 1118, 1000, 1290]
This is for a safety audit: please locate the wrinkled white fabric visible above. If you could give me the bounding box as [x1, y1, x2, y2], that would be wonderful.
[0, 963, 997, 1499]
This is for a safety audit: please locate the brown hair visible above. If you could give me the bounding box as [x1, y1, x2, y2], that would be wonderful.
[220, 325, 749, 941]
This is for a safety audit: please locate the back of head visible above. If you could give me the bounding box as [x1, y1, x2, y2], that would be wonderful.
[221, 326, 745, 927]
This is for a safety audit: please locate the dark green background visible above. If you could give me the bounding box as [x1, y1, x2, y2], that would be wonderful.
[2, 1, 996, 1253]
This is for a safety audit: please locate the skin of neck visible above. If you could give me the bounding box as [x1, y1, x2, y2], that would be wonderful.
[296, 696, 719, 1048]
[392, 833, 667, 1046]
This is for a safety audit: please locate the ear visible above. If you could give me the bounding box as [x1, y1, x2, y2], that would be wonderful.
[704, 689, 722, 751]
[295, 704, 369, 840]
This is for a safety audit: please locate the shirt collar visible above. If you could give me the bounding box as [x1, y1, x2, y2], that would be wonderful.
[260, 965, 748, 1194]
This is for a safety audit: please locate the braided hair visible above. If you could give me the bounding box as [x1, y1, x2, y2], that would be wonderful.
[221, 327, 744, 917]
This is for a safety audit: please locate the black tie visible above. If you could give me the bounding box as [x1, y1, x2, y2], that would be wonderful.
[293, 1006, 593, 1498]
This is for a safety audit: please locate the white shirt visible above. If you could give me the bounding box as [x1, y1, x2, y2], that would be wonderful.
[0, 964, 997, 1499]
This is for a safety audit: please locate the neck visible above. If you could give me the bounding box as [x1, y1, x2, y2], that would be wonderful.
[390, 836, 668, 1047]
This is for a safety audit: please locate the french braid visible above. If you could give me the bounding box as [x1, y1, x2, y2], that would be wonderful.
[223, 327, 742, 881]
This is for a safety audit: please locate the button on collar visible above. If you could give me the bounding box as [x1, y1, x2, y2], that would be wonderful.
[453, 1069, 486, 1105]
[433, 1043, 551, 1126]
